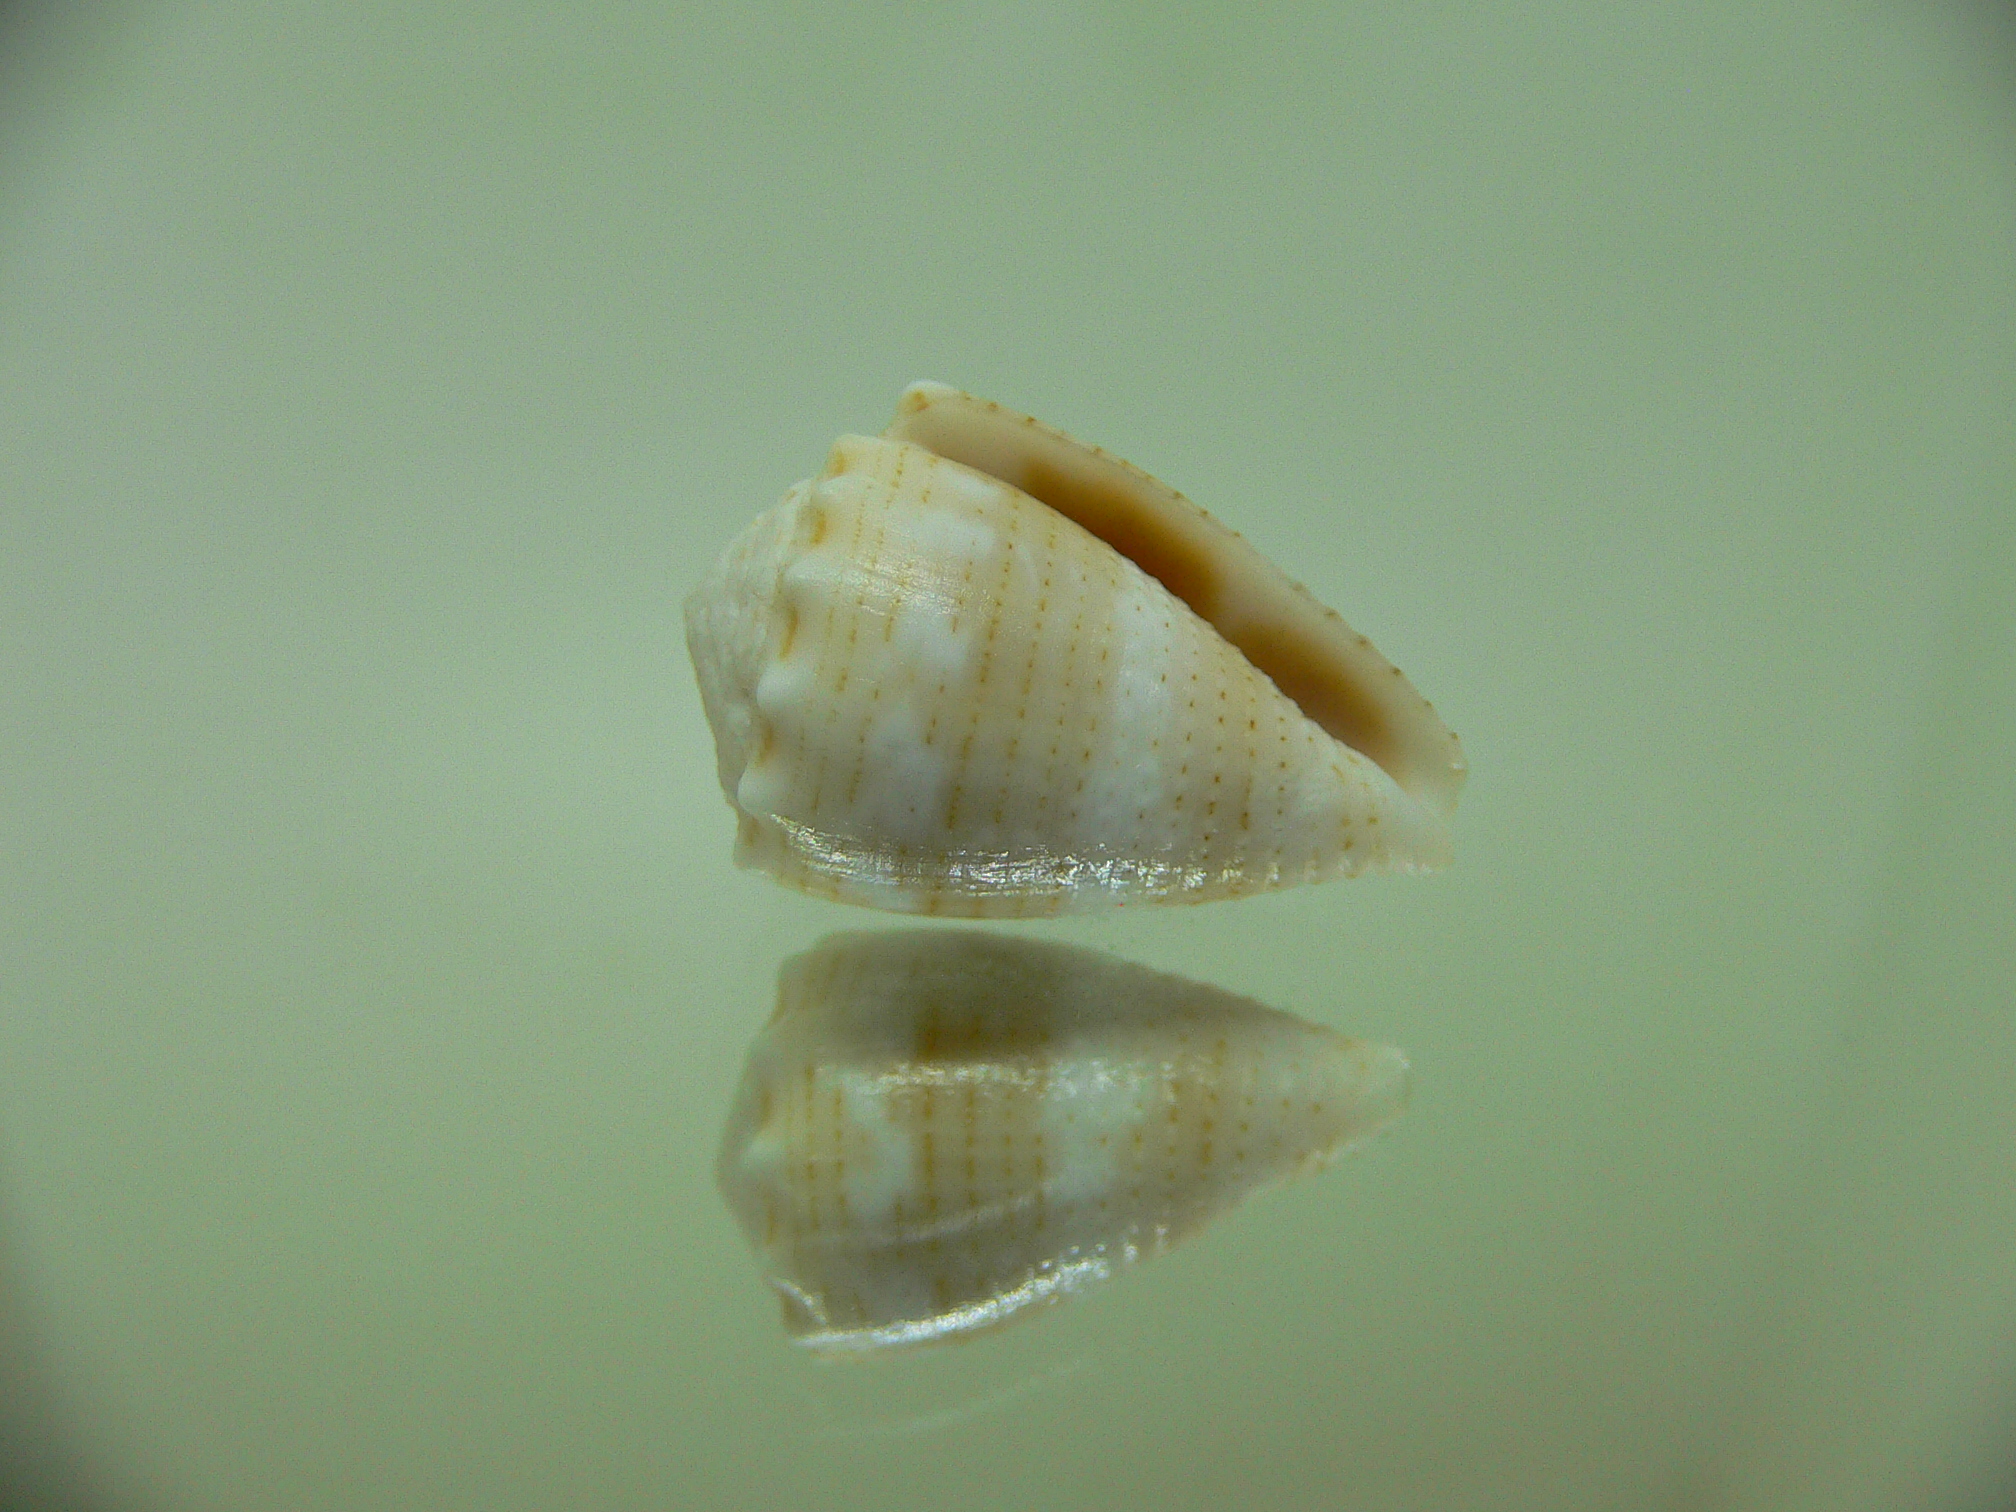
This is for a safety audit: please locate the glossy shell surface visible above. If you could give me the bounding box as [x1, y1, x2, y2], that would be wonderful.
[684, 382, 1464, 915]
[716, 929, 1409, 1354]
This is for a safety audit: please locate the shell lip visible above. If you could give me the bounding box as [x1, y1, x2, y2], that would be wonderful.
[883, 381, 1466, 821]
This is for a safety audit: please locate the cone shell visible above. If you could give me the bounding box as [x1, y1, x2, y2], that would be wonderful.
[684, 382, 1465, 916]
[716, 929, 1409, 1354]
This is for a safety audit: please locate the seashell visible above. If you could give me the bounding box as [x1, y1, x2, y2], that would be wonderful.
[716, 929, 1409, 1354]
[684, 381, 1465, 916]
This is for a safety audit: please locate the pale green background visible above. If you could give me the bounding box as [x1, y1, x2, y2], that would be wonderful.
[3, 3, 2013, 1509]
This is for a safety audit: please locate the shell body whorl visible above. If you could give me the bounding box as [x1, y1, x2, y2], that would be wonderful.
[684, 384, 1463, 916]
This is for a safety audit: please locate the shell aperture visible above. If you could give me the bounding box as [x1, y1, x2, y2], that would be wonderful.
[715, 930, 1409, 1354]
[684, 383, 1465, 915]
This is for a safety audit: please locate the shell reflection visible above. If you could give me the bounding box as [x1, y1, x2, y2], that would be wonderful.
[684, 382, 1465, 916]
[717, 930, 1408, 1354]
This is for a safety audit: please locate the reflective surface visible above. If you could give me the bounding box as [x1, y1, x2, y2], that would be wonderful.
[717, 930, 1406, 1352]
[2, 3, 2013, 1510]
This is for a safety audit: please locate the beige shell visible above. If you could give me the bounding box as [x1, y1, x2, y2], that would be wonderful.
[684, 381, 1465, 916]
[716, 929, 1409, 1354]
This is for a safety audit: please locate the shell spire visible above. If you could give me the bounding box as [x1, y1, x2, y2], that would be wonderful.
[684, 383, 1465, 916]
